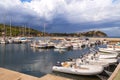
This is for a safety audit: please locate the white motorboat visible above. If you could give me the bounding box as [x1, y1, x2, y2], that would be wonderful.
[98, 51, 119, 55]
[98, 53, 118, 59]
[54, 44, 68, 49]
[0, 38, 7, 44]
[78, 58, 109, 67]
[99, 47, 120, 53]
[87, 61, 109, 67]
[89, 49, 118, 59]
[52, 62, 104, 75]
[71, 43, 79, 48]
[86, 58, 117, 65]
[19, 37, 29, 43]
[8, 37, 13, 43]
[0, 39, 6, 44]
[30, 41, 38, 47]
[13, 37, 21, 43]
[82, 53, 116, 67]
[35, 43, 47, 48]
[98, 59, 118, 64]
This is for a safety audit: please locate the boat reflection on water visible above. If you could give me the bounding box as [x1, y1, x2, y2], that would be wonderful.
[54, 48, 68, 53]
[30, 47, 51, 53]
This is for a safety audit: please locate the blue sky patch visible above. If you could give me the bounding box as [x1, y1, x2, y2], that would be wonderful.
[112, 0, 118, 3]
[20, 0, 32, 3]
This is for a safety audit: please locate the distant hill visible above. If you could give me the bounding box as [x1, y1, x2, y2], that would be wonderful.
[50, 30, 107, 37]
[80, 30, 107, 37]
[0, 24, 107, 37]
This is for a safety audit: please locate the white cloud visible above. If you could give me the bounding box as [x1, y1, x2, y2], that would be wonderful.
[64, 0, 120, 23]
[23, 0, 60, 20]
[0, 0, 21, 8]
[0, 0, 120, 23]
[21, 0, 120, 23]
[0, 0, 120, 36]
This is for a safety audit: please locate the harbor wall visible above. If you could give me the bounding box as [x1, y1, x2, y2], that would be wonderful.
[51, 37, 120, 44]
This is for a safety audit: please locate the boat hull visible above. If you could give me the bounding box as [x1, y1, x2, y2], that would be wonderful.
[52, 65, 104, 75]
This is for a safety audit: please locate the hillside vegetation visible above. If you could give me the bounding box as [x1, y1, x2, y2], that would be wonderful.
[50, 30, 107, 37]
[0, 24, 107, 37]
[0, 24, 45, 36]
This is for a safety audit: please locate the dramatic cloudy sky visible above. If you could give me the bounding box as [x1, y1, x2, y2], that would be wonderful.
[0, 0, 120, 36]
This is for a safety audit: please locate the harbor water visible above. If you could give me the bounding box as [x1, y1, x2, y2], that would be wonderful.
[0, 39, 105, 80]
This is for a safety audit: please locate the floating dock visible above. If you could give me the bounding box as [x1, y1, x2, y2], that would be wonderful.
[0, 68, 71, 80]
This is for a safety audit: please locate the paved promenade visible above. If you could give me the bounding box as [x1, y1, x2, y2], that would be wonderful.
[1, 63, 120, 80]
[0, 68, 71, 80]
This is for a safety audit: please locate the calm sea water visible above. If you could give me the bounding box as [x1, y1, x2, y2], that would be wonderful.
[0, 42, 103, 80]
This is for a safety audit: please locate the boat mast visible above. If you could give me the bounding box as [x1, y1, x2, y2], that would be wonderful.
[43, 23, 46, 41]
[19, 27, 21, 36]
[22, 25, 25, 37]
[29, 26, 30, 37]
[3, 16, 6, 39]
[44, 23, 45, 37]
[25, 25, 26, 37]
[10, 18, 12, 37]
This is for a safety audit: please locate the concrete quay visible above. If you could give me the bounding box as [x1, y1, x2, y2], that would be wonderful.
[0, 68, 71, 80]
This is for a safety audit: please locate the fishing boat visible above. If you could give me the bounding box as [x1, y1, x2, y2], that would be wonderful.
[52, 61, 104, 75]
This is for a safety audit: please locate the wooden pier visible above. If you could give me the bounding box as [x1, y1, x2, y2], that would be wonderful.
[0, 68, 71, 80]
